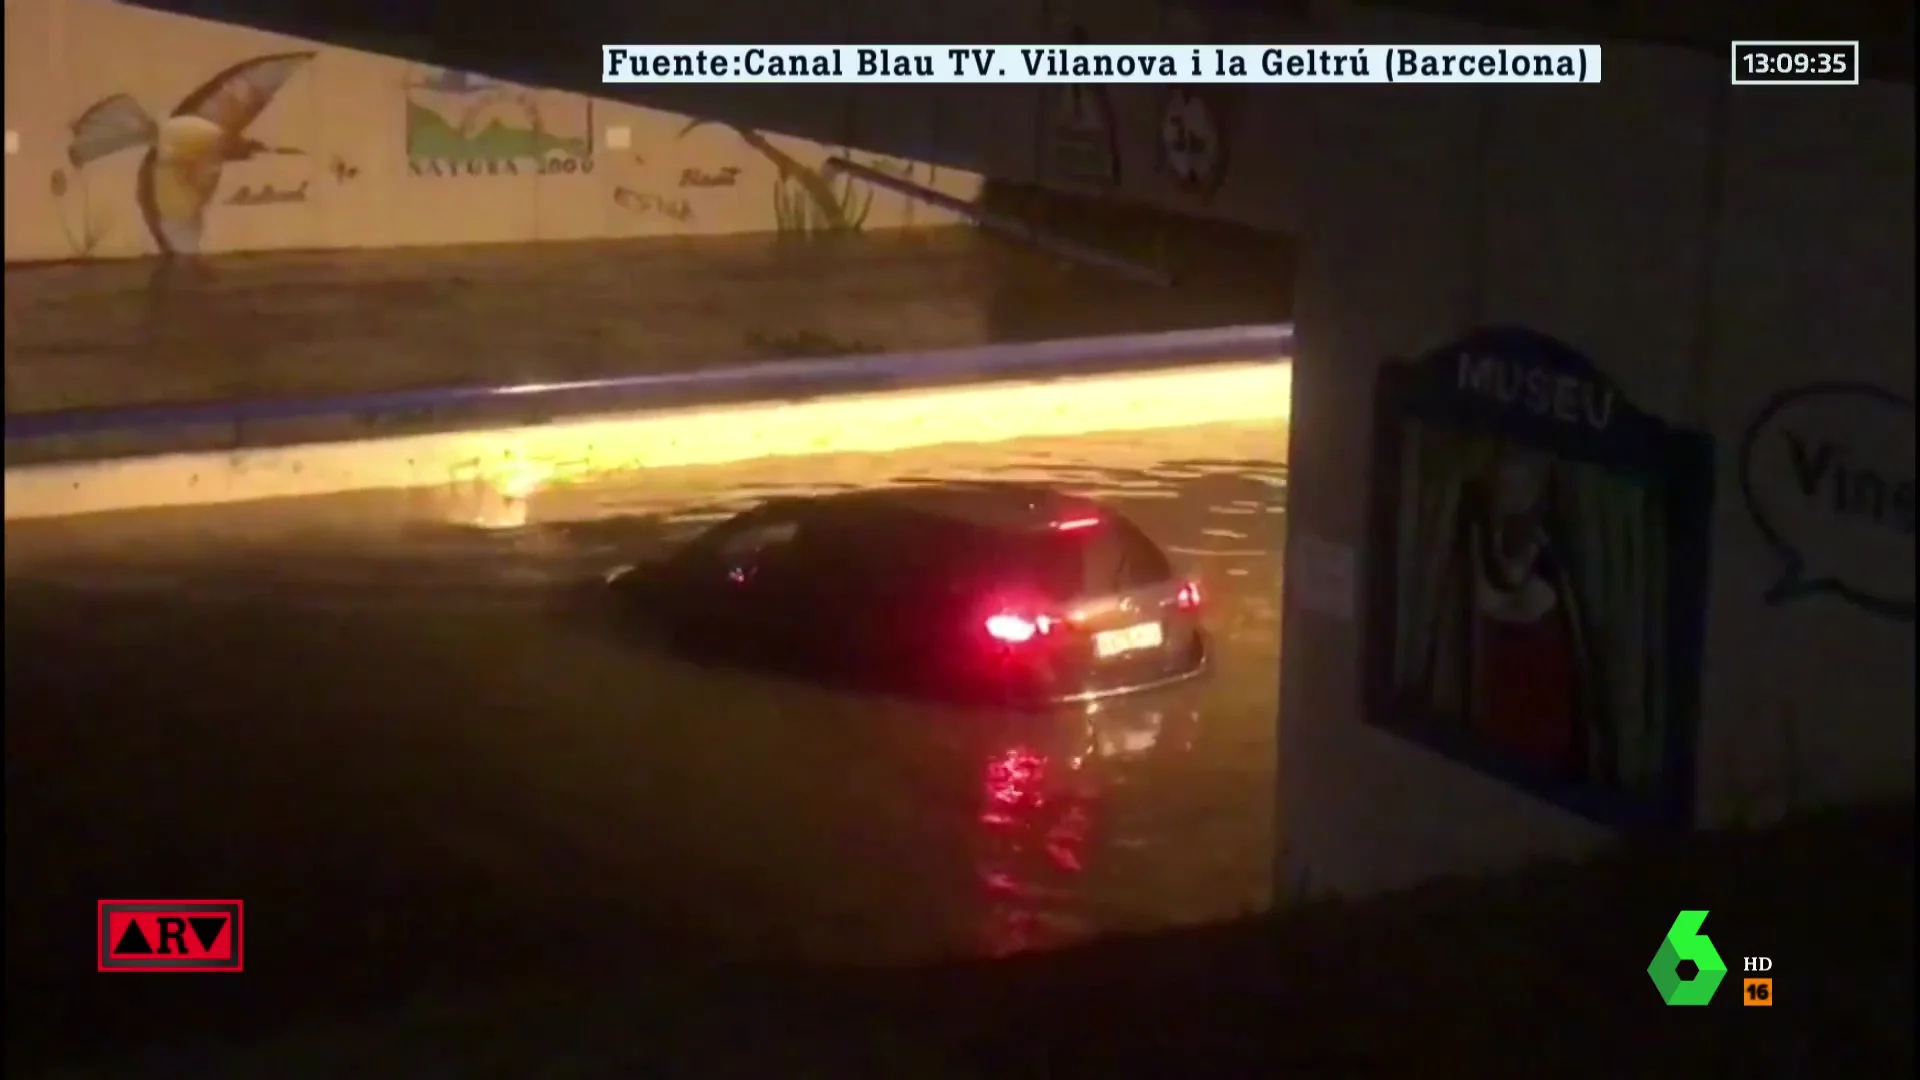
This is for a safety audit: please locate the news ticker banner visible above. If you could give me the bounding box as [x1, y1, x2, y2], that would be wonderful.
[603, 42, 1873, 88]
[601, 44, 1603, 85]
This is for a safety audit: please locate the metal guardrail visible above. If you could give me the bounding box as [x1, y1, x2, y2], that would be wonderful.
[3, 324, 1294, 443]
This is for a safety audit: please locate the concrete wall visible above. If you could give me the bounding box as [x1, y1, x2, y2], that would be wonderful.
[1, 0, 1319, 263]
[1277, 5, 1914, 898]
[1, 0, 984, 261]
[4, 0, 1316, 265]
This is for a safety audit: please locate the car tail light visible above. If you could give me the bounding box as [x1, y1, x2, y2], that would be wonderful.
[985, 613, 1040, 643]
[984, 608, 1064, 644]
[1175, 581, 1202, 610]
[1050, 515, 1100, 532]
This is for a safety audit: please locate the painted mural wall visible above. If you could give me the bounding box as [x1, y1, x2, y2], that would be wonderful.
[0, 0, 980, 262]
[932, 0, 1312, 234]
[451, 0, 1312, 235]
[1272, 4, 1914, 901]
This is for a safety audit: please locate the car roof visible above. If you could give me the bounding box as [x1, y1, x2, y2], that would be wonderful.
[792, 482, 1107, 535]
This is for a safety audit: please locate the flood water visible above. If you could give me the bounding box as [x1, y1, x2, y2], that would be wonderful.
[4, 419, 1287, 1064]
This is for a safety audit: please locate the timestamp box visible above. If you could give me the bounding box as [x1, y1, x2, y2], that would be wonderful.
[1730, 41, 1861, 86]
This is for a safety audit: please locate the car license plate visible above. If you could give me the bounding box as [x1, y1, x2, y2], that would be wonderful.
[1094, 622, 1164, 659]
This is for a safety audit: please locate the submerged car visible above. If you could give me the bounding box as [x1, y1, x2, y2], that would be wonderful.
[617, 483, 1209, 707]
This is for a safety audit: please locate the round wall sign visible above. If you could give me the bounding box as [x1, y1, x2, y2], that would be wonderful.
[1158, 88, 1228, 198]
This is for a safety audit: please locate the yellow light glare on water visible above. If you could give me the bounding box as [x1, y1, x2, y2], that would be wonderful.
[494, 460, 552, 501]
[2, 357, 1292, 522]
[462, 457, 552, 530]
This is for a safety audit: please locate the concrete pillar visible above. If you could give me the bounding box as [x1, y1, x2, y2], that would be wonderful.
[1276, 11, 1914, 899]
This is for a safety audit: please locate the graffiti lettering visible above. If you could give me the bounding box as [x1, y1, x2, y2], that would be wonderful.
[680, 120, 874, 238]
[679, 166, 740, 188]
[412, 158, 508, 177]
[613, 188, 693, 222]
[225, 181, 308, 206]
[1739, 382, 1915, 620]
[1783, 434, 1914, 536]
[407, 155, 593, 177]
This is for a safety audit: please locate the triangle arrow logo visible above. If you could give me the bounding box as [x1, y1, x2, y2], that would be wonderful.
[113, 920, 156, 955]
[186, 915, 228, 952]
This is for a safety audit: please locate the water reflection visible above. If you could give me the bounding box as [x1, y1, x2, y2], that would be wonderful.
[978, 742, 1093, 956]
[971, 698, 1202, 957]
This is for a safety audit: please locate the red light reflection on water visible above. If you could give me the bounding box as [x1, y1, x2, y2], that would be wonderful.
[975, 745, 1095, 958]
[968, 704, 1199, 958]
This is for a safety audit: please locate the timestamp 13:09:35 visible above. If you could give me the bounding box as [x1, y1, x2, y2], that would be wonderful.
[1729, 41, 1861, 86]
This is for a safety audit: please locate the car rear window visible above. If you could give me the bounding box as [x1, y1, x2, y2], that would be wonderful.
[949, 516, 1173, 601]
[684, 506, 807, 569]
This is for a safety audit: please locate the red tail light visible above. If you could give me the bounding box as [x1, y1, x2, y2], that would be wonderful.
[985, 612, 1041, 643]
[1175, 581, 1202, 610]
[984, 609, 1063, 644]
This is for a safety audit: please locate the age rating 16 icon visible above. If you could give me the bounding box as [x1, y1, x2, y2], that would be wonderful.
[98, 899, 244, 973]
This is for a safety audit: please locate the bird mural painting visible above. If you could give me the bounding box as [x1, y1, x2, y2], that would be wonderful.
[65, 52, 315, 256]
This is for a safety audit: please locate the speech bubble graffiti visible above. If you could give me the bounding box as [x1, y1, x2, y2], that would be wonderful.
[1737, 382, 1915, 622]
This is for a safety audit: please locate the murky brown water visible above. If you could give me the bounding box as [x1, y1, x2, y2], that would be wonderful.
[3, 230, 1278, 414]
[6, 422, 1285, 985]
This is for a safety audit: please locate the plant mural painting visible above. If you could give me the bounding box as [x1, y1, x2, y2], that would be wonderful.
[404, 69, 595, 177]
[60, 52, 314, 256]
[670, 119, 876, 239]
[772, 151, 874, 236]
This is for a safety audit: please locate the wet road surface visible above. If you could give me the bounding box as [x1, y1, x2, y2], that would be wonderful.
[4, 420, 1285, 1068]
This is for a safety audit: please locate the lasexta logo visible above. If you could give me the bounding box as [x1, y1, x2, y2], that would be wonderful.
[98, 900, 244, 972]
[1647, 909, 1726, 1005]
